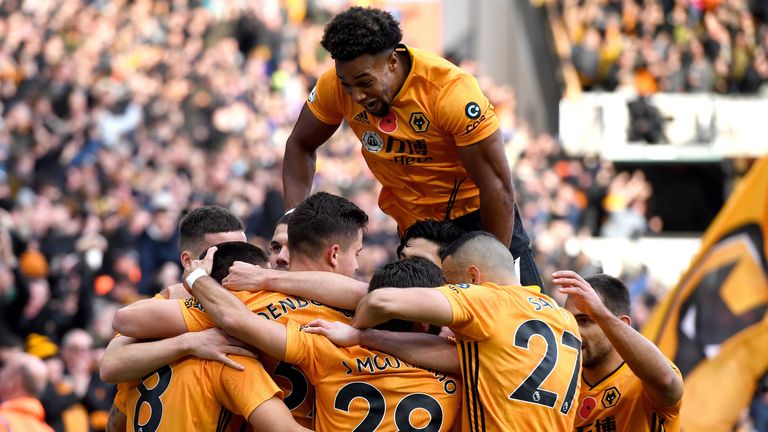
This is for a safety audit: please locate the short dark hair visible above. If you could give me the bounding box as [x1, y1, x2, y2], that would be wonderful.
[320, 7, 403, 61]
[584, 274, 631, 317]
[288, 192, 368, 260]
[397, 220, 466, 258]
[369, 257, 444, 332]
[438, 230, 497, 261]
[202, 241, 268, 284]
[276, 210, 293, 227]
[179, 206, 243, 252]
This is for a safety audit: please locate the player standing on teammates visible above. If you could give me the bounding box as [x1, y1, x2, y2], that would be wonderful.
[184, 253, 460, 431]
[283, 6, 542, 287]
[552, 271, 683, 432]
[313, 231, 582, 431]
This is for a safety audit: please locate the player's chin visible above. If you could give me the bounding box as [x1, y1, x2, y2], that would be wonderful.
[367, 102, 389, 117]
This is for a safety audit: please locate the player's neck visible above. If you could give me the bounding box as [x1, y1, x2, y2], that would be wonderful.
[1, 388, 27, 403]
[583, 349, 624, 386]
[391, 51, 411, 99]
[289, 256, 331, 272]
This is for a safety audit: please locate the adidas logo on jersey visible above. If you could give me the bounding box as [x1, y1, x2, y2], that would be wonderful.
[353, 111, 370, 124]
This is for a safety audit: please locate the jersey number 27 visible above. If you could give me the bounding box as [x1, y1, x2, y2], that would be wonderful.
[509, 319, 581, 414]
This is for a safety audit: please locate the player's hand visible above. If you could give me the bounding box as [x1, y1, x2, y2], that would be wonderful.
[552, 270, 609, 318]
[222, 261, 272, 291]
[185, 328, 256, 371]
[302, 319, 361, 347]
[439, 326, 456, 341]
[182, 246, 217, 292]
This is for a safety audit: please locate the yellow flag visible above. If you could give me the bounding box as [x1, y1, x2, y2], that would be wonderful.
[642, 156, 768, 431]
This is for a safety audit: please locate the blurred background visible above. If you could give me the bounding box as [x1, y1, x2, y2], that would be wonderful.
[0, 0, 766, 430]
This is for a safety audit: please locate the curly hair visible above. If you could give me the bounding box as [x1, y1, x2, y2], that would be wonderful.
[320, 7, 403, 61]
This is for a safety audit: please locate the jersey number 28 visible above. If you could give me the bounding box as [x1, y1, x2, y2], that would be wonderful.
[335, 382, 444, 432]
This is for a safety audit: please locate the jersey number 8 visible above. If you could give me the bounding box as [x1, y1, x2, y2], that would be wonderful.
[133, 365, 173, 432]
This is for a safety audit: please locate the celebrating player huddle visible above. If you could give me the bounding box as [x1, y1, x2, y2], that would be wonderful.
[103, 6, 682, 432]
[105, 192, 682, 432]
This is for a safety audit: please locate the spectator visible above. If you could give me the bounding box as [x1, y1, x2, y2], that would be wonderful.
[0, 352, 53, 432]
[564, 0, 768, 94]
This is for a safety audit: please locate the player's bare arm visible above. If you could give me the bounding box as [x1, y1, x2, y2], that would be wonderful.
[222, 260, 368, 310]
[553, 270, 683, 406]
[100, 330, 254, 383]
[247, 397, 312, 432]
[351, 287, 453, 329]
[305, 319, 461, 374]
[456, 129, 515, 247]
[185, 247, 290, 360]
[105, 404, 126, 432]
[112, 298, 188, 339]
[282, 103, 340, 209]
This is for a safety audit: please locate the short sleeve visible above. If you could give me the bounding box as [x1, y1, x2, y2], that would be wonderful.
[435, 75, 499, 146]
[283, 320, 333, 384]
[214, 356, 283, 420]
[113, 383, 131, 412]
[436, 284, 499, 341]
[643, 362, 683, 420]
[306, 68, 345, 125]
[179, 297, 216, 332]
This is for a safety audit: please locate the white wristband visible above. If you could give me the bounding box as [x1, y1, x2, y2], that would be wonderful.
[185, 268, 208, 288]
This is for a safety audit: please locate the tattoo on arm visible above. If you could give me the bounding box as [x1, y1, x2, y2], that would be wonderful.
[106, 404, 126, 432]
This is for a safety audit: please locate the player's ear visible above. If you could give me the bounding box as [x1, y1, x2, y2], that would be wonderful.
[180, 250, 192, 269]
[619, 315, 632, 326]
[388, 50, 398, 71]
[467, 265, 481, 284]
[328, 244, 341, 268]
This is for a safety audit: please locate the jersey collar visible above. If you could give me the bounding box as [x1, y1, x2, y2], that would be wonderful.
[391, 44, 414, 106]
[583, 361, 628, 390]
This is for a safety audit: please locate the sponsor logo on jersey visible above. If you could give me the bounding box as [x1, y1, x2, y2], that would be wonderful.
[367, 135, 434, 165]
[464, 115, 487, 135]
[465, 101, 481, 119]
[353, 111, 370, 124]
[408, 112, 430, 133]
[362, 131, 384, 153]
[184, 297, 205, 312]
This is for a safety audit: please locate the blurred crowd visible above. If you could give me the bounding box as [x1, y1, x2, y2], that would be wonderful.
[2, 0, 752, 430]
[564, 0, 768, 94]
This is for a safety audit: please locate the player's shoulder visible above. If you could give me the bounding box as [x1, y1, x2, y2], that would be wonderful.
[508, 287, 578, 325]
[408, 46, 468, 88]
[315, 66, 341, 89]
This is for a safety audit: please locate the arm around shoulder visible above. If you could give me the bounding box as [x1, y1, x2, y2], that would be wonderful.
[352, 288, 453, 329]
[112, 299, 188, 339]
